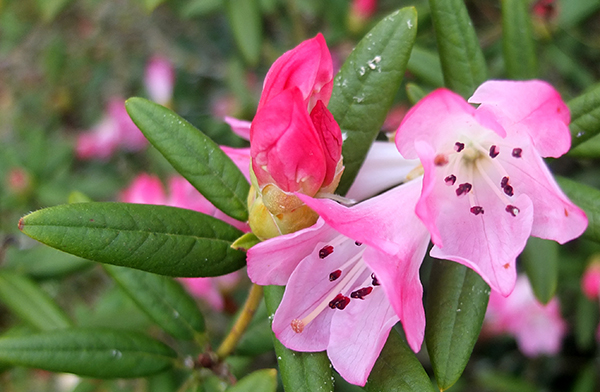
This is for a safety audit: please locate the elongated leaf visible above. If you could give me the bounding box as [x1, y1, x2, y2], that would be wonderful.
[0, 328, 177, 378]
[428, 0, 487, 97]
[125, 97, 249, 222]
[263, 285, 333, 392]
[104, 265, 205, 341]
[568, 83, 600, 150]
[575, 294, 599, 350]
[4, 245, 92, 279]
[225, 0, 262, 66]
[556, 176, 600, 243]
[364, 328, 436, 392]
[406, 45, 444, 87]
[0, 271, 72, 331]
[501, 0, 537, 80]
[425, 260, 490, 391]
[19, 202, 246, 277]
[227, 369, 277, 392]
[329, 7, 418, 195]
[406, 83, 427, 105]
[521, 237, 558, 304]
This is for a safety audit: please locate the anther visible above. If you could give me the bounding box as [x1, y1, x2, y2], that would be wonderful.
[371, 273, 380, 286]
[291, 319, 304, 333]
[456, 183, 472, 197]
[444, 175, 457, 186]
[501, 176, 509, 188]
[329, 270, 342, 281]
[355, 241, 362, 246]
[434, 154, 449, 166]
[505, 205, 520, 216]
[350, 287, 373, 300]
[329, 294, 351, 310]
[319, 245, 334, 259]
[470, 206, 485, 215]
[512, 148, 523, 158]
[503, 184, 514, 197]
[454, 142, 465, 152]
[489, 145, 499, 158]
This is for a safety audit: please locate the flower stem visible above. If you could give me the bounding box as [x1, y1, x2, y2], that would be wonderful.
[216, 283, 264, 360]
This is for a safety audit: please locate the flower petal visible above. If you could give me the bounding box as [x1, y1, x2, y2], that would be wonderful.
[120, 174, 167, 205]
[224, 116, 252, 141]
[469, 80, 571, 158]
[310, 100, 343, 187]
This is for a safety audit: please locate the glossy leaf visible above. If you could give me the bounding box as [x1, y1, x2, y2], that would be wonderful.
[428, 0, 487, 97]
[521, 237, 559, 304]
[0, 271, 72, 331]
[364, 328, 436, 392]
[556, 176, 600, 243]
[568, 83, 600, 150]
[125, 97, 250, 222]
[406, 45, 444, 87]
[0, 328, 177, 378]
[104, 265, 205, 341]
[329, 7, 418, 195]
[263, 285, 333, 392]
[425, 260, 490, 391]
[501, 0, 537, 80]
[224, 0, 262, 66]
[226, 369, 277, 392]
[19, 202, 246, 277]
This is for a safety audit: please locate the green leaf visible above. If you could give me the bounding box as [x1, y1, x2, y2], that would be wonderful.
[364, 328, 436, 392]
[428, 0, 487, 97]
[4, 245, 92, 279]
[575, 293, 599, 350]
[328, 7, 418, 195]
[521, 237, 559, 304]
[501, 0, 537, 79]
[35, 0, 73, 22]
[406, 83, 428, 105]
[231, 232, 261, 252]
[425, 260, 490, 391]
[235, 301, 273, 356]
[226, 369, 277, 392]
[224, 0, 262, 66]
[104, 265, 205, 341]
[406, 45, 444, 87]
[0, 328, 177, 378]
[568, 83, 600, 151]
[556, 176, 600, 243]
[138, 0, 166, 12]
[263, 285, 333, 392]
[125, 97, 250, 222]
[0, 271, 72, 331]
[19, 202, 246, 277]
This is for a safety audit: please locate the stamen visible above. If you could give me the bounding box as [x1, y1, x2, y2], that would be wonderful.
[371, 273, 380, 286]
[319, 245, 334, 259]
[355, 241, 362, 246]
[329, 270, 342, 281]
[329, 293, 351, 309]
[506, 205, 520, 216]
[434, 154, 449, 166]
[503, 184, 514, 197]
[350, 287, 373, 299]
[291, 319, 304, 333]
[470, 206, 485, 215]
[501, 176, 509, 188]
[512, 148, 523, 158]
[454, 142, 465, 152]
[444, 174, 457, 186]
[456, 183, 472, 196]
[489, 145, 499, 158]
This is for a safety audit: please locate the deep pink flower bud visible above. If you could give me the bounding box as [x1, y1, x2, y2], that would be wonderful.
[582, 259, 600, 300]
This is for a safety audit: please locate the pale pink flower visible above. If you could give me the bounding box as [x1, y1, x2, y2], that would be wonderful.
[144, 56, 176, 106]
[581, 260, 600, 301]
[485, 275, 567, 357]
[396, 80, 588, 295]
[247, 179, 430, 385]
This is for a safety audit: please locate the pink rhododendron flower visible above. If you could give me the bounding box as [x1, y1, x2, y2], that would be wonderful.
[247, 34, 344, 239]
[144, 56, 175, 106]
[396, 80, 588, 295]
[484, 275, 567, 357]
[247, 179, 430, 385]
[76, 99, 147, 160]
[581, 259, 600, 300]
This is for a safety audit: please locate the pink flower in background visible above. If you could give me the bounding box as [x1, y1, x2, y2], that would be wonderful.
[247, 179, 430, 385]
[485, 275, 567, 357]
[144, 56, 175, 106]
[350, 0, 377, 21]
[581, 259, 600, 300]
[396, 80, 587, 296]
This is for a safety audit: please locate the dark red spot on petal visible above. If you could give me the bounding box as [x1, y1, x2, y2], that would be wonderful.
[371, 273, 380, 286]
[445, 174, 457, 186]
[319, 245, 334, 259]
[456, 183, 472, 196]
[329, 294, 350, 310]
[503, 185, 514, 197]
[489, 145, 499, 158]
[350, 287, 373, 300]
[503, 263, 510, 269]
[470, 206, 484, 215]
[454, 142, 465, 152]
[512, 148, 523, 158]
[434, 154, 449, 166]
[506, 205, 520, 216]
[564, 208, 569, 217]
[329, 270, 342, 281]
